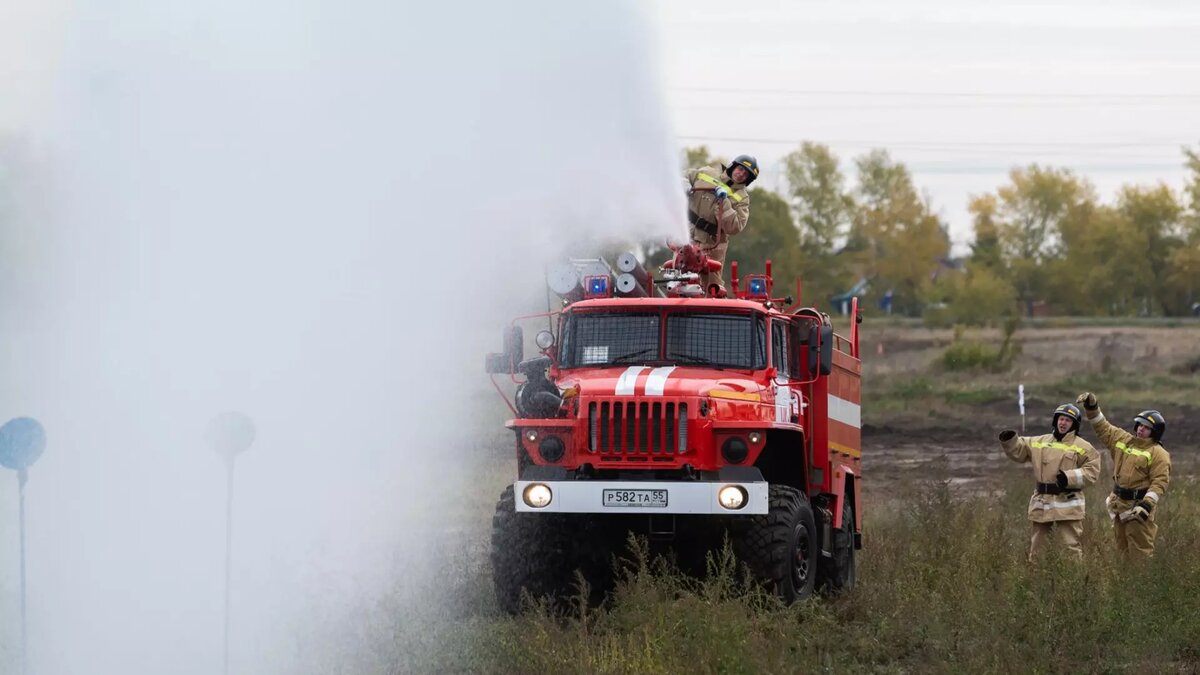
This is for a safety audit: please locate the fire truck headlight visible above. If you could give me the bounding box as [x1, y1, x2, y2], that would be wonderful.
[524, 429, 538, 443]
[721, 437, 749, 464]
[718, 485, 747, 510]
[523, 483, 553, 508]
[535, 330, 555, 350]
[538, 436, 565, 462]
[748, 431, 762, 445]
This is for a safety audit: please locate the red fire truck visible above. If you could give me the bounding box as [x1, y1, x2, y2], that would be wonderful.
[486, 247, 862, 613]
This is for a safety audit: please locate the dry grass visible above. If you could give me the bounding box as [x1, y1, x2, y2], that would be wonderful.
[447, 476, 1200, 674]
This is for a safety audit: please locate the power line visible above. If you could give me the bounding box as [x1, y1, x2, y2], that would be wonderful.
[675, 135, 1193, 149]
[670, 87, 1200, 99]
[670, 101, 1200, 110]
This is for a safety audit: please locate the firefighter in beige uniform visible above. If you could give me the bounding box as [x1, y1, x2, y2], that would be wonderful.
[684, 155, 756, 293]
[999, 403, 1100, 561]
[1076, 392, 1171, 557]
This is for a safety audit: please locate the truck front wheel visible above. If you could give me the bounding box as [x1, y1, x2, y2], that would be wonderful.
[733, 484, 818, 603]
[490, 485, 573, 614]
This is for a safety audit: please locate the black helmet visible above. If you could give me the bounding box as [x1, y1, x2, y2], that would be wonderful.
[727, 155, 759, 184]
[1052, 403, 1082, 433]
[1132, 410, 1166, 442]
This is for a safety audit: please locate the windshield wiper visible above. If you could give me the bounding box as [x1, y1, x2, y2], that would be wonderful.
[669, 352, 718, 366]
[611, 348, 656, 363]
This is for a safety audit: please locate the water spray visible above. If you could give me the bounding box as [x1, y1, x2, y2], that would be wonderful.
[0, 416, 47, 675]
[204, 412, 256, 675]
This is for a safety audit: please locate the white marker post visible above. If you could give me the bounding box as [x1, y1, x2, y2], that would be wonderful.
[0, 417, 47, 675]
[205, 412, 256, 675]
[1018, 384, 1026, 433]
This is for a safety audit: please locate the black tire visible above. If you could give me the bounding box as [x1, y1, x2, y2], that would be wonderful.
[490, 485, 574, 614]
[820, 498, 857, 593]
[732, 484, 818, 603]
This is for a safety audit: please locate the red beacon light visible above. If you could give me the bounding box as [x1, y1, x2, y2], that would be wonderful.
[583, 275, 613, 298]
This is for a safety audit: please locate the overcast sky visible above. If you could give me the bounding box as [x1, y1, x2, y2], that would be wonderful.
[652, 0, 1200, 250]
[3, 0, 1200, 251]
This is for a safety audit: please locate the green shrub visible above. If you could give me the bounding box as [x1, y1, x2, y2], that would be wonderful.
[921, 303, 954, 328]
[893, 376, 933, 399]
[924, 267, 1018, 327]
[941, 319, 1021, 371]
[941, 340, 1001, 370]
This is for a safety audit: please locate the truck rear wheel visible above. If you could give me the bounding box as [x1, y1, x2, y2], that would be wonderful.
[490, 485, 574, 614]
[733, 484, 817, 603]
[820, 499, 856, 593]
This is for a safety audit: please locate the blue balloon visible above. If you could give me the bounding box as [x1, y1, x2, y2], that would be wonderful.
[0, 417, 47, 471]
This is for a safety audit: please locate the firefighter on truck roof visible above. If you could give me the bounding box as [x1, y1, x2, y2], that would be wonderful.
[1076, 392, 1171, 558]
[999, 403, 1101, 561]
[684, 155, 756, 293]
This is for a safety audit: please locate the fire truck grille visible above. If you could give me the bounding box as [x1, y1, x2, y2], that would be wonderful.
[587, 401, 687, 459]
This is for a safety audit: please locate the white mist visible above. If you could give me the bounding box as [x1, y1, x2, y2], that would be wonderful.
[0, 1, 683, 673]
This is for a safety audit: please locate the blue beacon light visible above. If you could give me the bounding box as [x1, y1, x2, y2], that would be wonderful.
[588, 276, 608, 295]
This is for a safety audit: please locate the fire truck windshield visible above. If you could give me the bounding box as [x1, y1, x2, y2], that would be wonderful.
[559, 310, 767, 370]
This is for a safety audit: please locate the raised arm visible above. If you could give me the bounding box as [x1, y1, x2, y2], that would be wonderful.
[998, 429, 1031, 464]
[1077, 392, 1133, 460]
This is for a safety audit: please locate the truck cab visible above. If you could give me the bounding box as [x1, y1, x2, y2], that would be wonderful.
[487, 251, 862, 612]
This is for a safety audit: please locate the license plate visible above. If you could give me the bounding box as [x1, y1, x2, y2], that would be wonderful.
[602, 489, 668, 508]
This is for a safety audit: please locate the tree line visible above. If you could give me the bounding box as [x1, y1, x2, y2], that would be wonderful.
[681, 144, 1200, 322]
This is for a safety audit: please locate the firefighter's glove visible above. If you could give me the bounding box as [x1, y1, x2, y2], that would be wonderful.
[714, 187, 728, 202]
[1056, 470, 1069, 490]
[998, 430, 1016, 442]
[1135, 499, 1155, 516]
[1076, 392, 1098, 412]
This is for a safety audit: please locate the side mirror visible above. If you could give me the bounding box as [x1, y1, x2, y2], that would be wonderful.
[806, 322, 834, 376]
[485, 326, 525, 374]
[504, 326, 524, 366]
[818, 324, 833, 375]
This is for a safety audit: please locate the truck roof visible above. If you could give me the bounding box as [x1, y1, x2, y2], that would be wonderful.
[566, 297, 778, 313]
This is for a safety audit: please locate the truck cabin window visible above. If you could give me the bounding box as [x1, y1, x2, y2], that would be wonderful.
[560, 311, 765, 370]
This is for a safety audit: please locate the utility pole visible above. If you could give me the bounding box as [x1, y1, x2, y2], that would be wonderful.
[205, 412, 256, 675]
[0, 417, 47, 675]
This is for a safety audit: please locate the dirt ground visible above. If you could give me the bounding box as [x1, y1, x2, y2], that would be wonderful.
[860, 322, 1200, 500]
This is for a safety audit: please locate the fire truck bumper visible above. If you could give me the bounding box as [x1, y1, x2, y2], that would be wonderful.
[513, 478, 769, 515]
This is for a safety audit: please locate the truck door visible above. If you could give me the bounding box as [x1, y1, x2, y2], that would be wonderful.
[771, 319, 796, 424]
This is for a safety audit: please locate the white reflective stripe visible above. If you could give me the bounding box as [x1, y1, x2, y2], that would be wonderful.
[1066, 468, 1085, 488]
[1091, 412, 1105, 424]
[1039, 498, 1085, 510]
[644, 367, 676, 396]
[615, 366, 647, 395]
[1146, 490, 1159, 503]
[827, 395, 861, 429]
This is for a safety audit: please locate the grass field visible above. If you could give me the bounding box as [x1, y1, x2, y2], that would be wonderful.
[466, 476, 1200, 674]
[307, 471, 1200, 674]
